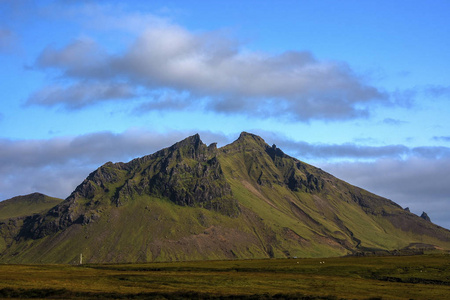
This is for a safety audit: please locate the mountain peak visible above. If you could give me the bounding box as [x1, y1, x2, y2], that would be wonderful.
[173, 133, 202, 148]
[238, 131, 265, 142]
[0, 193, 63, 221]
[223, 132, 268, 151]
[185, 133, 201, 143]
[1, 192, 54, 205]
[166, 133, 209, 161]
[421, 211, 431, 222]
[1, 132, 449, 264]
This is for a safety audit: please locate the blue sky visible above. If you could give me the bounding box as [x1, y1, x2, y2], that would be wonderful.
[1, 0, 450, 229]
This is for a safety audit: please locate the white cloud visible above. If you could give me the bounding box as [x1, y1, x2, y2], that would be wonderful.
[28, 13, 387, 121]
[36, 37, 109, 78]
[27, 82, 136, 109]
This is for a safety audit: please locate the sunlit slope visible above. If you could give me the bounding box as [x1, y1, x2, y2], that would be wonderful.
[219, 133, 450, 256]
[0, 133, 448, 263]
[0, 193, 62, 221]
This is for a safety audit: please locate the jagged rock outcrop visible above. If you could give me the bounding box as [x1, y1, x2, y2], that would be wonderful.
[421, 211, 431, 222]
[138, 134, 239, 216]
[17, 134, 240, 240]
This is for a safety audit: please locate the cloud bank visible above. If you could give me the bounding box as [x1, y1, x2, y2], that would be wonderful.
[321, 158, 450, 230]
[26, 14, 387, 121]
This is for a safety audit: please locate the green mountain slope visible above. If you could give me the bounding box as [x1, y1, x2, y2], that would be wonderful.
[0, 193, 63, 255]
[0, 193, 63, 221]
[0, 133, 448, 263]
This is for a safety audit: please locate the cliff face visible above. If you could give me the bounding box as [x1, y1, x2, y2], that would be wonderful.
[1, 132, 449, 263]
[17, 134, 240, 242]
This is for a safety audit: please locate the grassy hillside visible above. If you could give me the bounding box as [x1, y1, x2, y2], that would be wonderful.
[0, 193, 62, 221]
[0, 193, 63, 255]
[0, 133, 449, 264]
[218, 133, 450, 255]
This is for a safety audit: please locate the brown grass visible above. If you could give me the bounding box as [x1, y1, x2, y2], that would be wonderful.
[0, 254, 449, 299]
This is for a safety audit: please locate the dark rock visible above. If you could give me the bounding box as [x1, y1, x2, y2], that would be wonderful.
[420, 211, 431, 222]
[266, 144, 286, 161]
[18, 197, 81, 239]
[144, 141, 240, 217]
[94, 134, 239, 216]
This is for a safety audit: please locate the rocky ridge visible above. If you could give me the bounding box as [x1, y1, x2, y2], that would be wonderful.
[0, 132, 449, 263]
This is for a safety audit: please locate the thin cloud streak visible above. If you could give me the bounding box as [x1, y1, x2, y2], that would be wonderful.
[27, 82, 137, 109]
[260, 133, 450, 161]
[383, 118, 407, 126]
[433, 136, 450, 142]
[424, 85, 450, 98]
[277, 141, 450, 161]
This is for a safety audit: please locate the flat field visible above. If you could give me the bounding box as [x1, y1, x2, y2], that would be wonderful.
[0, 254, 449, 299]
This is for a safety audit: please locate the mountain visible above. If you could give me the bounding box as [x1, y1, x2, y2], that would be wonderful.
[0, 193, 63, 221]
[0, 132, 449, 263]
[0, 193, 63, 255]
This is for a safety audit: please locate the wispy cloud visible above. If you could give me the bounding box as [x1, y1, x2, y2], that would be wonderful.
[269, 137, 450, 161]
[386, 85, 450, 109]
[382, 118, 407, 125]
[424, 85, 450, 99]
[433, 136, 450, 142]
[27, 82, 137, 109]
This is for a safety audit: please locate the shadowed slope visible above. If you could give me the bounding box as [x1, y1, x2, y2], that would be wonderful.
[0, 193, 63, 255]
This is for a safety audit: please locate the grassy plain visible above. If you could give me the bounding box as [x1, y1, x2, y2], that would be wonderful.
[0, 254, 448, 299]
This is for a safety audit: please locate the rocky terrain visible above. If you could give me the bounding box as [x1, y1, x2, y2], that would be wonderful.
[0, 132, 449, 263]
